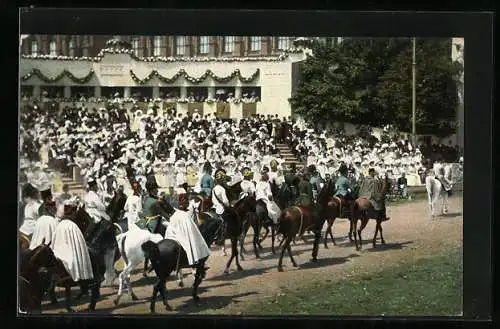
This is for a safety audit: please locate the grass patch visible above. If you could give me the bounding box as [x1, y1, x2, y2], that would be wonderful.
[242, 247, 463, 316]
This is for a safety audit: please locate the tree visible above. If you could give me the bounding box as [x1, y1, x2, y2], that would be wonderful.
[290, 38, 462, 135]
[373, 38, 462, 136]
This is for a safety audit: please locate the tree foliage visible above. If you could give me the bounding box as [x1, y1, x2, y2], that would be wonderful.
[289, 38, 463, 136]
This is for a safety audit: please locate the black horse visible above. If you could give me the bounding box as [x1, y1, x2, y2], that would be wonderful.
[141, 215, 223, 313]
[45, 206, 119, 312]
[18, 243, 54, 313]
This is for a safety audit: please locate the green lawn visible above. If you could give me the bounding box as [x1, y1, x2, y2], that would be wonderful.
[241, 247, 463, 316]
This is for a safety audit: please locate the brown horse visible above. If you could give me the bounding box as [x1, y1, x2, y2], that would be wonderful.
[317, 179, 356, 248]
[276, 206, 317, 271]
[351, 197, 387, 250]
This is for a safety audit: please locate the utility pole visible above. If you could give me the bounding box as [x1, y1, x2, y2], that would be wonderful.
[412, 37, 417, 146]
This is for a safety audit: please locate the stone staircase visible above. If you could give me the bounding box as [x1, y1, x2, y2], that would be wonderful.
[47, 168, 86, 197]
[276, 143, 306, 170]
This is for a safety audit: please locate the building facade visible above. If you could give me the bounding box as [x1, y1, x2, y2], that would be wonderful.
[20, 35, 342, 58]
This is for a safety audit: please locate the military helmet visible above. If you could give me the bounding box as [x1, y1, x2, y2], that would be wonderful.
[214, 168, 227, 181]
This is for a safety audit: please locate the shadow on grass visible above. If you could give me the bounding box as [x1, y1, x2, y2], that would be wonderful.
[298, 253, 359, 270]
[88, 282, 235, 314]
[438, 212, 462, 219]
[174, 291, 259, 313]
[206, 264, 276, 281]
[366, 240, 414, 252]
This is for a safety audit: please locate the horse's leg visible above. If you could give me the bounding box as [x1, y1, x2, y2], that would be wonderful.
[252, 220, 261, 259]
[286, 243, 298, 268]
[127, 272, 139, 301]
[192, 263, 206, 301]
[87, 280, 99, 311]
[114, 261, 132, 306]
[143, 258, 149, 277]
[379, 220, 386, 245]
[233, 238, 243, 271]
[278, 235, 292, 272]
[323, 219, 333, 248]
[103, 248, 117, 286]
[177, 269, 184, 287]
[240, 219, 250, 257]
[442, 191, 449, 214]
[48, 280, 58, 305]
[75, 280, 88, 301]
[271, 225, 276, 254]
[158, 275, 172, 311]
[348, 220, 354, 241]
[329, 218, 337, 246]
[357, 218, 369, 250]
[372, 220, 381, 249]
[64, 285, 74, 313]
[352, 219, 359, 251]
[224, 238, 236, 275]
[260, 226, 270, 243]
[149, 279, 160, 313]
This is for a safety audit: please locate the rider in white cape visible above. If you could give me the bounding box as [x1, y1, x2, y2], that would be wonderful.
[164, 200, 211, 266]
[51, 200, 94, 281]
[29, 215, 59, 250]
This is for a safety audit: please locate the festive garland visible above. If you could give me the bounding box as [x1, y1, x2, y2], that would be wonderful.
[130, 68, 260, 85]
[21, 48, 292, 63]
[21, 68, 95, 84]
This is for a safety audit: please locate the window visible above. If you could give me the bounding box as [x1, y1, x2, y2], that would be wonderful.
[250, 36, 261, 51]
[31, 41, 38, 55]
[132, 39, 140, 55]
[153, 36, 161, 56]
[68, 40, 75, 57]
[49, 41, 57, 56]
[224, 36, 234, 53]
[199, 36, 209, 54]
[176, 36, 185, 56]
[277, 37, 290, 50]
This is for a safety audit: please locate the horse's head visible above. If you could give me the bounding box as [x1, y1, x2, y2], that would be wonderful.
[317, 180, 332, 207]
[29, 240, 58, 270]
[88, 220, 118, 253]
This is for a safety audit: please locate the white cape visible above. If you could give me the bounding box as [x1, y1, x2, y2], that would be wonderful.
[51, 219, 94, 281]
[29, 215, 59, 250]
[164, 208, 211, 266]
[262, 199, 281, 224]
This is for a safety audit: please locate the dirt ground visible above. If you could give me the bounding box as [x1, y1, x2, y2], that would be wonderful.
[41, 195, 463, 315]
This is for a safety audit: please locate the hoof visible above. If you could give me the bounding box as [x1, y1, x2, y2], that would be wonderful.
[292, 263, 298, 268]
[237, 266, 243, 271]
[311, 258, 318, 263]
[277, 267, 284, 272]
[150, 307, 156, 314]
[192, 295, 200, 301]
[86, 307, 96, 312]
[381, 240, 386, 245]
[131, 294, 139, 301]
[165, 303, 172, 311]
[142, 273, 148, 278]
[324, 244, 328, 249]
[223, 269, 230, 275]
[178, 281, 184, 287]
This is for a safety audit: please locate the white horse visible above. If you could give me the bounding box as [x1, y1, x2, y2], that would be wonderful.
[425, 166, 453, 217]
[113, 229, 164, 305]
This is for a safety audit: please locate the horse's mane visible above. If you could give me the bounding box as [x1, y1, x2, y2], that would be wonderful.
[317, 179, 332, 205]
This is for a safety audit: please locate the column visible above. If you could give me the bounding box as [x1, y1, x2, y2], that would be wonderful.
[235, 86, 242, 98]
[207, 87, 215, 99]
[152, 87, 160, 99]
[33, 85, 41, 98]
[64, 86, 71, 98]
[180, 86, 187, 99]
[124, 87, 131, 98]
[261, 37, 270, 55]
[94, 86, 101, 98]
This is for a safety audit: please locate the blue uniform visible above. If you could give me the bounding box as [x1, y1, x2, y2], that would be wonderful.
[334, 175, 351, 197]
[200, 174, 214, 197]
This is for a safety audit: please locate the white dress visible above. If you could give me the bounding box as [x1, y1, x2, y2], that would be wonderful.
[20, 199, 42, 236]
[255, 181, 281, 224]
[84, 190, 110, 223]
[124, 194, 143, 231]
[29, 215, 59, 250]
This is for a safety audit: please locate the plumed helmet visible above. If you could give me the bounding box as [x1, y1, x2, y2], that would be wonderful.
[242, 167, 253, 178]
[270, 159, 278, 168]
[215, 169, 227, 181]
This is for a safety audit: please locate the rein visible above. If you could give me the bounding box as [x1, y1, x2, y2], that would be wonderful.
[292, 206, 304, 236]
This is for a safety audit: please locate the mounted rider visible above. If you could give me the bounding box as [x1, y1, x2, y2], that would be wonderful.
[333, 163, 355, 215]
[434, 159, 453, 196]
[357, 168, 390, 221]
[136, 180, 174, 233]
[211, 168, 231, 245]
[255, 171, 281, 225]
[283, 163, 300, 208]
[296, 169, 321, 226]
[308, 165, 324, 203]
[20, 183, 42, 241]
[83, 178, 111, 237]
[199, 161, 214, 198]
[239, 167, 256, 199]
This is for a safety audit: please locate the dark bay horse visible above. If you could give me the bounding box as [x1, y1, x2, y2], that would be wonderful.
[46, 206, 119, 312]
[351, 179, 388, 250]
[19, 242, 54, 313]
[141, 215, 223, 313]
[317, 179, 357, 248]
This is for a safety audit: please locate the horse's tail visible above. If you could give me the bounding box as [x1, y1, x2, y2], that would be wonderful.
[141, 241, 161, 267]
